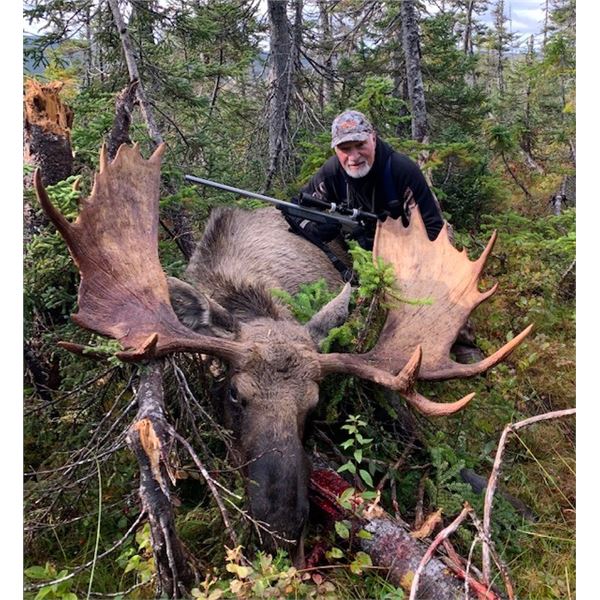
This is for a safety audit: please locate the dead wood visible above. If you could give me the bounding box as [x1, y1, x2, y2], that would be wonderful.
[481, 408, 576, 585]
[23, 79, 74, 186]
[409, 503, 473, 600]
[127, 361, 197, 597]
[106, 0, 163, 146]
[308, 463, 503, 599]
[106, 80, 139, 161]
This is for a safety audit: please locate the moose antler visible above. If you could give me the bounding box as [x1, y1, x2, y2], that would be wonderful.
[34, 143, 249, 364]
[319, 206, 532, 415]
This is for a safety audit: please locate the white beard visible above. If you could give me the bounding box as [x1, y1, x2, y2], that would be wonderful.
[343, 162, 373, 179]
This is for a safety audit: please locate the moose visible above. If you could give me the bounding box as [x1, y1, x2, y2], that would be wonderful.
[34, 143, 531, 566]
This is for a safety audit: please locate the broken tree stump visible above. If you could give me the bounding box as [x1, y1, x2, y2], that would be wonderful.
[23, 79, 74, 186]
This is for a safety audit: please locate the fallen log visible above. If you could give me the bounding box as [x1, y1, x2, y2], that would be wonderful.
[308, 462, 505, 600]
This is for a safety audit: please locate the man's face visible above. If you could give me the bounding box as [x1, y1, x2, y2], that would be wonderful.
[334, 133, 376, 179]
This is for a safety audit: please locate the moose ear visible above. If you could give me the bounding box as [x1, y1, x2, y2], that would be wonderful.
[305, 282, 352, 345]
[167, 277, 239, 338]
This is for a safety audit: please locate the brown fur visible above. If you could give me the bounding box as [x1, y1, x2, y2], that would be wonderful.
[185, 206, 343, 316]
[175, 206, 347, 564]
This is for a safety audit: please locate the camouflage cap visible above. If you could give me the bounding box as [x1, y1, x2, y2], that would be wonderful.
[330, 110, 374, 148]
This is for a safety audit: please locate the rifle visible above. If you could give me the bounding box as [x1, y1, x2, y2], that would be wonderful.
[184, 174, 378, 229]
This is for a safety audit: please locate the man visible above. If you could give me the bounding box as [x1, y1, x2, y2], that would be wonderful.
[286, 109, 482, 363]
[290, 109, 444, 250]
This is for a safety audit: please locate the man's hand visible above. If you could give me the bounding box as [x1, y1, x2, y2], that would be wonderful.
[347, 224, 374, 250]
[299, 219, 340, 242]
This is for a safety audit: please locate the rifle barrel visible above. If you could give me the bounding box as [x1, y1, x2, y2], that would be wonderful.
[184, 174, 359, 227]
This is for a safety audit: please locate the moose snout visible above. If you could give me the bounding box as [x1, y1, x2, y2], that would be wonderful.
[246, 439, 311, 565]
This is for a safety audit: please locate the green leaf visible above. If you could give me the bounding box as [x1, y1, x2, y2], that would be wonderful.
[338, 487, 355, 507]
[338, 461, 356, 475]
[350, 551, 373, 574]
[355, 433, 373, 445]
[34, 587, 52, 600]
[361, 491, 378, 500]
[357, 528, 373, 540]
[326, 547, 344, 559]
[25, 566, 50, 580]
[353, 448, 363, 463]
[359, 469, 373, 487]
[335, 521, 350, 539]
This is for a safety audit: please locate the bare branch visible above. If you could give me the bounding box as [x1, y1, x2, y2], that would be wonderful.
[409, 503, 472, 600]
[482, 408, 575, 584]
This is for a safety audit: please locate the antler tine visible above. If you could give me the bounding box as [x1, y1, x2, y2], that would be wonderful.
[149, 142, 166, 164]
[422, 323, 534, 380]
[319, 346, 476, 416]
[33, 169, 74, 246]
[318, 345, 422, 384]
[116, 333, 251, 364]
[473, 229, 498, 278]
[403, 390, 476, 417]
[99, 143, 109, 172]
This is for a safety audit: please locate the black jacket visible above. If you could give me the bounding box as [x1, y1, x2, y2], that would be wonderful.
[293, 137, 443, 249]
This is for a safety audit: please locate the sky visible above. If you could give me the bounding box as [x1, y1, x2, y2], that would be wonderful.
[23, 0, 548, 39]
[498, 0, 547, 37]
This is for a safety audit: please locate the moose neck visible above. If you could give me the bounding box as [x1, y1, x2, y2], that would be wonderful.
[197, 272, 290, 323]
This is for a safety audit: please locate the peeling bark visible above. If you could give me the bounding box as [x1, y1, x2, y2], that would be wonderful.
[127, 361, 196, 598]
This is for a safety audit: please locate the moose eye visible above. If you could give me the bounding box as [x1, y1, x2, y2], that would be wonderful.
[229, 386, 239, 404]
[229, 385, 247, 408]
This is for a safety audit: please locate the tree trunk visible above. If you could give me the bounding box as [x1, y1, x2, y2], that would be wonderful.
[463, 0, 475, 55]
[399, 1, 441, 208]
[107, 0, 163, 147]
[400, 0, 429, 145]
[106, 80, 139, 161]
[23, 79, 74, 187]
[318, 0, 334, 112]
[501, 151, 531, 200]
[84, 4, 93, 88]
[391, 30, 411, 139]
[264, 0, 294, 191]
[493, 0, 506, 94]
[521, 36, 535, 159]
[23, 79, 74, 247]
[126, 361, 197, 598]
[543, 0, 549, 48]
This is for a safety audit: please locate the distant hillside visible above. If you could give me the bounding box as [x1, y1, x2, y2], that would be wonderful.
[23, 35, 53, 75]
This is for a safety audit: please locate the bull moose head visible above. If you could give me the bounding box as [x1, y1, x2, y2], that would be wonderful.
[34, 143, 532, 563]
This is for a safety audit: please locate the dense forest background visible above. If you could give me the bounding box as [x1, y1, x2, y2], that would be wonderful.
[22, 0, 576, 598]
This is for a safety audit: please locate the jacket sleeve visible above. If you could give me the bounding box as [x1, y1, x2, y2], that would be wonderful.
[284, 160, 342, 243]
[394, 156, 444, 241]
